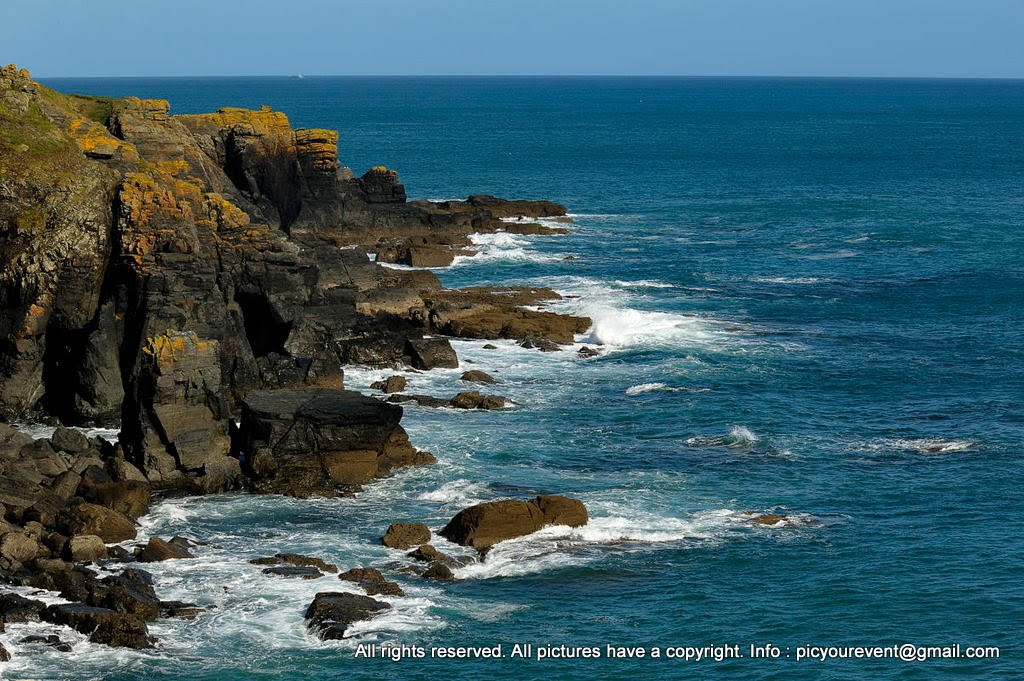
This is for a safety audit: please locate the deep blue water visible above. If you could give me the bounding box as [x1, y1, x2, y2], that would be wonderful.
[12, 76, 1023, 680]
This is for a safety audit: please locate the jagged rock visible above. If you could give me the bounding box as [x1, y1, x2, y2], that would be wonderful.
[0, 642, 9, 661]
[57, 502, 136, 542]
[86, 569, 160, 621]
[304, 592, 391, 640]
[0, 593, 46, 622]
[370, 375, 407, 393]
[78, 480, 150, 519]
[406, 544, 462, 568]
[519, 336, 562, 352]
[136, 537, 193, 562]
[250, 553, 338, 573]
[532, 495, 589, 527]
[42, 603, 153, 648]
[405, 338, 459, 369]
[236, 388, 432, 496]
[460, 370, 495, 384]
[386, 393, 451, 408]
[422, 561, 455, 581]
[577, 346, 600, 358]
[64, 534, 107, 562]
[381, 522, 430, 549]
[742, 512, 800, 527]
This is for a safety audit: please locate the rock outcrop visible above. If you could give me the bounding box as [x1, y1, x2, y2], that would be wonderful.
[235, 388, 434, 496]
[304, 592, 391, 640]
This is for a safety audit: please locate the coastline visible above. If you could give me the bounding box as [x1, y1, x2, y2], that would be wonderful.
[0, 65, 603, 658]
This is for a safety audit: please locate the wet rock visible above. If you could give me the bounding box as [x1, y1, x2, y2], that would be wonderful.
[250, 553, 338, 573]
[532, 495, 589, 527]
[57, 503, 136, 543]
[406, 544, 443, 563]
[136, 537, 193, 562]
[482, 344, 498, 350]
[381, 522, 430, 549]
[19, 634, 72, 652]
[304, 592, 391, 640]
[51, 427, 90, 454]
[518, 336, 562, 352]
[387, 393, 451, 408]
[87, 569, 161, 621]
[263, 565, 323, 579]
[79, 480, 150, 520]
[405, 338, 459, 369]
[0, 593, 45, 622]
[43, 603, 153, 648]
[577, 346, 600, 358]
[449, 391, 508, 410]
[63, 534, 108, 563]
[743, 512, 799, 527]
[338, 567, 404, 596]
[460, 370, 495, 384]
[0, 641, 8, 661]
[370, 375, 407, 394]
[422, 561, 455, 581]
[160, 601, 204, 618]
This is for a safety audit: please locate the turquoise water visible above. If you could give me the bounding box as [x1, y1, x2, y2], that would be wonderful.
[15, 77, 1024, 680]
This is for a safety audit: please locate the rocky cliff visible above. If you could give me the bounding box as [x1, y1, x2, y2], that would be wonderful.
[0, 65, 588, 496]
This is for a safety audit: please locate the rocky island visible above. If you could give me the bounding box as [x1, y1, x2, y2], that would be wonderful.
[0, 65, 592, 655]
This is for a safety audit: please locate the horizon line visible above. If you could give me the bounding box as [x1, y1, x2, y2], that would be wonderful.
[35, 73, 1024, 82]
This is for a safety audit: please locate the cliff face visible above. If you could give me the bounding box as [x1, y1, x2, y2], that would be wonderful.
[0, 66, 586, 494]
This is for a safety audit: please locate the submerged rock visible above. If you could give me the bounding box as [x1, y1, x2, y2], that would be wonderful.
[42, 603, 153, 649]
[304, 592, 391, 640]
[263, 565, 323, 579]
[250, 553, 338, 573]
[460, 370, 495, 384]
[338, 567, 404, 596]
[422, 561, 455, 581]
[381, 522, 431, 549]
[19, 634, 72, 652]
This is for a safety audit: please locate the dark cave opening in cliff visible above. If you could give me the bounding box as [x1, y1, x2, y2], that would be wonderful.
[235, 291, 293, 358]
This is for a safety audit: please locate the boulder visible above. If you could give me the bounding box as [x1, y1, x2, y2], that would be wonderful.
[304, 592, 391, 640]
[370, 375, 407, 394]
[0, 530, 43, 562]
[50, 427, 90, 454]
[381, 522, 430, 549]
[449, 391, 508, 410]
[19, 634, 72, 652]
[405, 338, 458, 370]
[532, 495, 589, 527]
[160, 601, 204, 618]
[86, 569, 160, 621]
[519, 336, 562, 352]
[0, 642, 8, 661]
[64, 534, 108, 562]
[42, 603, 153, 648]
[237, 388, 431, 496]
[439, 500, 546, 549]
[57, 503, 136, 542]
[460, 370, 495, 384]
[79, 480, 150, 519]
[422, 561, 455, 581]
[136, 537, 193, 562]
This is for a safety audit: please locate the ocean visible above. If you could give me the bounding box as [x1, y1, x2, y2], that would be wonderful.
[9, 76, 1023, 680]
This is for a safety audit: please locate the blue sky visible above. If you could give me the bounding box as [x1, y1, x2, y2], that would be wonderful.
[4, 0, 1024, 78]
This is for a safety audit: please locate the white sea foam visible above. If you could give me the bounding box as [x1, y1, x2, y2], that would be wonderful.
[12, 423, 120, 442]
[860, 438, 977, 454]
[450, 232, 565, 267]
[749, 276, 833, 285]
[685, 425, 761, 449]
[418, 479, 491, 506]
[612, 279, 675, 289]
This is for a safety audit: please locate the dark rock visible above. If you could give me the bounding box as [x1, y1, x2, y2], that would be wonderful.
[405, 338, 459, 370]
[79, 480, 150, 519]
[0, 593, 45, 622]
[87, 569, 161, 621]
[482, 344, 498, 350]
[460, 370, 495, 384]
[263, 565, 323, 579]
[0, 641, 8, 660]
[381, 522, 430, 549]
[406, 544, 443, 562]
[236, 388, 431, 496]
[577, 346, 600, 358]
[532, 495, 589, 527]
[51, 427, 90, 453]
[250, 553, 338, 573]
[370, 375, 407, 393]
[386, 393, 451, 408]
[57, 503, 136, 542]
[337, 567, 404, 596]
[160, 600, 204, 618]
[42, 603, 153, 648]
[19, 634, 72, 652]
[136, 536, 193, 562]
[304, 592, 391, 640]
[518, 336, 562, 352]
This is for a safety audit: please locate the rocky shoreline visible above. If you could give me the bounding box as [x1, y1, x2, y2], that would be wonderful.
[0, 65, 597, 657]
